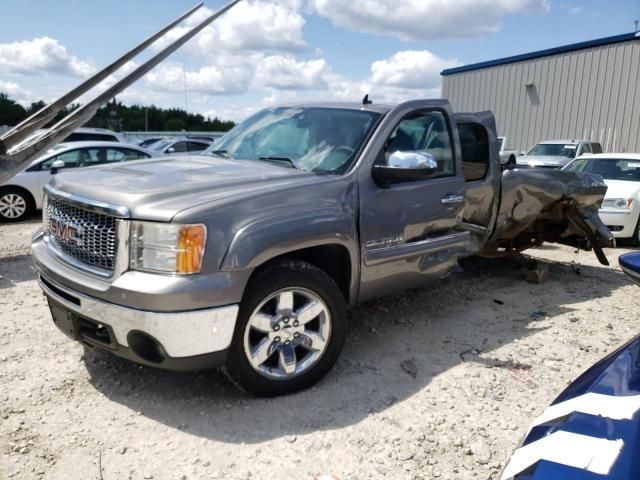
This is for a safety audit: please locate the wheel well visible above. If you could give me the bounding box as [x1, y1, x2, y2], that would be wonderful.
[0, 185, 36, 207]
[255, 245, 353, 303]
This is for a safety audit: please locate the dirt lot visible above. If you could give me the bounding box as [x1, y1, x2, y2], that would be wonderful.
[1, 216, 637, 480]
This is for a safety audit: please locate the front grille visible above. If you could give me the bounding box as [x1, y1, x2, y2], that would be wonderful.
[44, 195, 117, 272]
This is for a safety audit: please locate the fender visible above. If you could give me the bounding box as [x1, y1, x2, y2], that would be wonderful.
[220, 207, 360, 300]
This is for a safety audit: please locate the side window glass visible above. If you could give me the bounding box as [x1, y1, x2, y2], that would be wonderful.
[40, 150, 82, 170]
[171, 142, 188, 153]
[121, 148, 150, 160]
[77, 148, 103, 166]
[458, 123, 490, 182]
[384, 111, 455, 177]
[104, 148, 128, 163]
[592, 143, 603, 154]
[580, 143, 592, 155]
[187, 141, 208, 152]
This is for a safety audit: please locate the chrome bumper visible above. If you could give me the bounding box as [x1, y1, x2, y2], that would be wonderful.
[38, 273, 239, 358]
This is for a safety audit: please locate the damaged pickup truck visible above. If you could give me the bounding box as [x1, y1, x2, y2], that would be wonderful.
[29, 100, 614, 396]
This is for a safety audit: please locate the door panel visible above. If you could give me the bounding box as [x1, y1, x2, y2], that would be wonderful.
[454, 112, 501, 243]
[357, 101, 470, 301]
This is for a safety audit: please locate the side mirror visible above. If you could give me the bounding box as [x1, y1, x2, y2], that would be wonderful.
[373, 151, 438, 186]
[50, 159, 65, 174]
[519, 151, 525, 156]
[166, 147, 176, 153]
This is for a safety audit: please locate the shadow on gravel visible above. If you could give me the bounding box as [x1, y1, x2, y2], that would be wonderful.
[0, 255, 37, 289]
[83, 254, 630, 444]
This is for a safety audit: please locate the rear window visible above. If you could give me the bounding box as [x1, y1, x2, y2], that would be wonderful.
[65, 132, 119, 142]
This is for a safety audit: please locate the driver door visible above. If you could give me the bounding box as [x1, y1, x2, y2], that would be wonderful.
[357, 101, 470, 300]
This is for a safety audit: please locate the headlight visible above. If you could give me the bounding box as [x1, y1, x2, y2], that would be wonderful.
[602, 198, 635, 210]
[130, 221, 206, 274]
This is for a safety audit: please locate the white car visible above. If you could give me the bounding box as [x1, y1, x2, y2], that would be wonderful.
[564, 153, 640, 245]
[517, 139, 602, 169]
[0, 142, 156, 222]
[149, 137, 212, 155]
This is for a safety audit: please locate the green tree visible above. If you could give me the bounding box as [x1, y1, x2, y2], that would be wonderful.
[0, 93, 27, 126]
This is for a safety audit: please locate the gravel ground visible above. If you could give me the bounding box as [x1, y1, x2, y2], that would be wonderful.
[1, 215, 637, 480]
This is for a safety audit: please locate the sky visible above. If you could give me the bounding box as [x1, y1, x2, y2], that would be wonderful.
[1, 0, 639, 123]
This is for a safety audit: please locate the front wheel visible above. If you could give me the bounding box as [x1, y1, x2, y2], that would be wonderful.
[224, 260, 347, 396]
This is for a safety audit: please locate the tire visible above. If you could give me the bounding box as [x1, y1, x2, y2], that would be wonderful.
[0, 187, 34, 222]
[224, 260, 347, 397]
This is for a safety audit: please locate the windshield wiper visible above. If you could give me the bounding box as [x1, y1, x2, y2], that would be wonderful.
[210, 149, 233, 158]
[259, 156, 300, 170]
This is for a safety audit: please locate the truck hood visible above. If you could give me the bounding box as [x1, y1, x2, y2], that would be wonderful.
[516, 155, 572, 167]
[48, 156, 321, 221]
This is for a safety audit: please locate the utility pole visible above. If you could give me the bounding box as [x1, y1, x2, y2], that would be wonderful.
[635, 20, 639, 33]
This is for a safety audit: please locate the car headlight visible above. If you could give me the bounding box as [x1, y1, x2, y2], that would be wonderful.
[130, 221, 206, 274]
[602, 198, 635, 210]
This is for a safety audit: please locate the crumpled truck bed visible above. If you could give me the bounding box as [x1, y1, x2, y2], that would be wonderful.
[482, 169, 615, 265]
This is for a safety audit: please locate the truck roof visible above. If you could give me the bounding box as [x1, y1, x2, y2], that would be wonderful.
[278, 102, 394, 115]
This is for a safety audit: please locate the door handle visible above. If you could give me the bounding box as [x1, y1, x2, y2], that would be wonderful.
[441, 194, 465, 205]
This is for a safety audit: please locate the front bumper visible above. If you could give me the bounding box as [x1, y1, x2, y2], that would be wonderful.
[599, 209, 638, 238]
[38, 272, 238, 370]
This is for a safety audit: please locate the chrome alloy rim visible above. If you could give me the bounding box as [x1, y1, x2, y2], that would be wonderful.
[0, 193, 26, 219]
[243, 288, 331, 380]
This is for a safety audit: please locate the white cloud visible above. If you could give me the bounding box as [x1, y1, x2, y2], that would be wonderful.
[369, 50, 460, 89]
[255, 56, 331, 90]
[0, 80, 35, 106]
[0, 37, 93, 77]
[310, 0, 550, 40]
[156, 0, 307, 57]
[145, 56, 256, 96]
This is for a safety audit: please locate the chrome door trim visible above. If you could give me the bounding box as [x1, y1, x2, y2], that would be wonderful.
[364, 231, 471, 266]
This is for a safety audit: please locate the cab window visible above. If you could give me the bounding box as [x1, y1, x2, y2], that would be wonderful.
[384, 110, 455, 178]
[458, 123, 490, 182]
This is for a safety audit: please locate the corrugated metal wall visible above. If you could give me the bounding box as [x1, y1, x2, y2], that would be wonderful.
[442, 38, 640, 153]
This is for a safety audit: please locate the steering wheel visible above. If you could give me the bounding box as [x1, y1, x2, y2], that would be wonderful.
[333, 146, 354, 157]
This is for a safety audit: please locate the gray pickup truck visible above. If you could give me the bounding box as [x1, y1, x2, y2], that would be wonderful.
[32, 100, 613, 396]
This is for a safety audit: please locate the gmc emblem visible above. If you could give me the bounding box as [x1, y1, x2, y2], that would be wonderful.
[50, 216, 83, 246]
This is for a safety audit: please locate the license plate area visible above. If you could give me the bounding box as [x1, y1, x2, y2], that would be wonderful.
[47, 298, 117, 350]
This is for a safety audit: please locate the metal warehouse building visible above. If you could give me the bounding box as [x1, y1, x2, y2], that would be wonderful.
[442, 32, 640, 153]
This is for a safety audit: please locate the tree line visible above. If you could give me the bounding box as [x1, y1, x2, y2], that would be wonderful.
[0, 93, 235, 132]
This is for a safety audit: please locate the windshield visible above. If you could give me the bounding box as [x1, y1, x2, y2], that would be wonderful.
[207, 107, 381, 173]
[564, 158, 640, 181]
[527, 143, 578, 158]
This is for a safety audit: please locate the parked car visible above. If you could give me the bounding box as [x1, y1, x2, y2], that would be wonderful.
[32, 101, 613, 396]
[498, 136, 520, 166]
[564, 153, 640, 245]
[501, 252, 640, 480]
[516, 139, 602, 169]
[0, 142, 156, 221]
[149, 137, 211, 155]
[64, 127, 125, 143]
